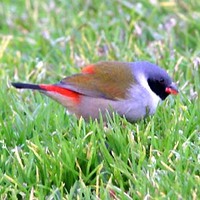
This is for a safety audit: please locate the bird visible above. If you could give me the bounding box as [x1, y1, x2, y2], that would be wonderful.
[11, 61, 178, 122]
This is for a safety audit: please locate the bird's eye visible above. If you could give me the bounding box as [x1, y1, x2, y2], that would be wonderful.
[159, 78, 164, 83]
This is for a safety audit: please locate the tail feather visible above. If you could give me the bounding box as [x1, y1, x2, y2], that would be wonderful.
[12, 82, 80, 103]
[11, 82, 42, 90]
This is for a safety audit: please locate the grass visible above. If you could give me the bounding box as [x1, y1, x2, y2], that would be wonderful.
[0, 0, 200, 199]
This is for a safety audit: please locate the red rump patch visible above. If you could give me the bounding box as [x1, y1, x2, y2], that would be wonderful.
[82, 65, 95, 74]
[39, 84, 80, 103]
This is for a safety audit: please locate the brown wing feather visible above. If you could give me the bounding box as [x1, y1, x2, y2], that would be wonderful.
[58, 61, 135, 100]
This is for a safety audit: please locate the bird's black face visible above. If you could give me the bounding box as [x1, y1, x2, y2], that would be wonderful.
[147, 75, 178, 100]
[147, 76, 170, 100]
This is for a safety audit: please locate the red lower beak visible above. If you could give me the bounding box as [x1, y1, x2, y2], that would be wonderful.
[165, 82, 179, 95]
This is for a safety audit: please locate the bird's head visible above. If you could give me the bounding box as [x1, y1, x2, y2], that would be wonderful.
[132, 61, 178, 100]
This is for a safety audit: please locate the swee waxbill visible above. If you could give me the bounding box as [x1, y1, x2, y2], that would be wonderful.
[12, 61, 178, 122]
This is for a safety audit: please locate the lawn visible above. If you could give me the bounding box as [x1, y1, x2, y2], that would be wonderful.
[0, 0, 199, 199]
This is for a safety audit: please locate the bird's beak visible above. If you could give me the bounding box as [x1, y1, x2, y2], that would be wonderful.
[165, 82, 179, 95]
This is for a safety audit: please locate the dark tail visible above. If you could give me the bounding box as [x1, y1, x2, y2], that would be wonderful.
[12, 82, 81, 102]
[11, 82, 42, 90]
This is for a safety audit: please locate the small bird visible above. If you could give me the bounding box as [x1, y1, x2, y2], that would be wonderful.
[12, 61, 178, 122]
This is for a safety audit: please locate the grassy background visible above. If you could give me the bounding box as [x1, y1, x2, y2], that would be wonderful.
[0, 0, 200, 199]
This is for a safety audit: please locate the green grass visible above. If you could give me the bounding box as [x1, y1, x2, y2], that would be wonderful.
[0, 0, 200, 199]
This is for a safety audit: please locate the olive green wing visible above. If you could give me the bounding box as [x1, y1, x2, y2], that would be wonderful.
[57, 61, 135, 100]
